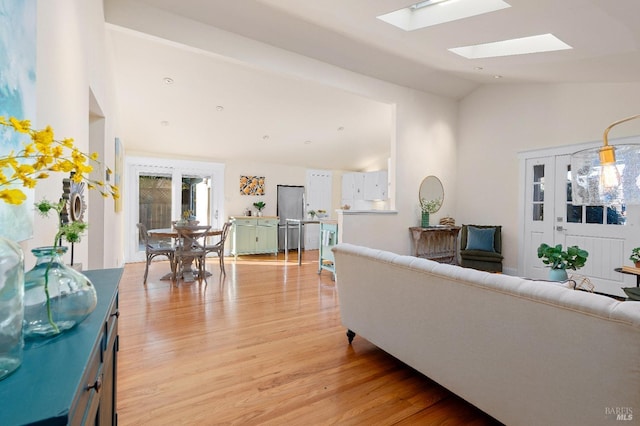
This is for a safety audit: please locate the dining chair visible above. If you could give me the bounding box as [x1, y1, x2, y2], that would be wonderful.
[136, 223, 176, 284]
[202, 221, 232, 275]
[174, 224, 211, 282]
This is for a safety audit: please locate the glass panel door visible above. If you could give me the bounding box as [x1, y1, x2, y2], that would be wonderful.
[523, 157, 554, 280]
[564, 164, 626, 225]
[181, 176, 211, 225]
[532, 164, 545, 221]
[125, 157, 225, 263]
[138, 174, 172, 249]
[555, 155, 630, 296]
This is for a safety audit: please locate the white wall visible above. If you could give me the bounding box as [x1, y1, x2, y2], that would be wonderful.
[457, 83, 640, 272]
[105, 0, 459, 256]
[225, 160, 309, 219]
[225, 161, 348, 221]
[22, 0, 121, 269]
[30, 1, 640, 274]
[123, 151, 346, 223]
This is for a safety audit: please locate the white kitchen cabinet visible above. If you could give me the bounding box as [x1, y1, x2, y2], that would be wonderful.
[342, 171, 387, 206]
[363, 170, 388, 200]
[341, 172, 365, 205]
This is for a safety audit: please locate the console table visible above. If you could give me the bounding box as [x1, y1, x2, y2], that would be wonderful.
[0, 268, 122, 426]
[409, 226, 461, 264]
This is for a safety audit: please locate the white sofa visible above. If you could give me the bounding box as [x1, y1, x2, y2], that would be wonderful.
[333, 243, 640, 426]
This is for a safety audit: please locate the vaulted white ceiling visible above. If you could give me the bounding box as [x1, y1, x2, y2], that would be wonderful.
[105, 0, 640, 171]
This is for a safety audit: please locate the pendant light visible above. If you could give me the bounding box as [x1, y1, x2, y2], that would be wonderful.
[570, 114, 640, 206]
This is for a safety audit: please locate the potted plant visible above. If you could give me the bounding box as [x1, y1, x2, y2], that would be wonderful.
[629, 247, 640, 268]
[419, 197, 442, 227]
[537, 243, 589, 281]
[253, 201, 266, 217]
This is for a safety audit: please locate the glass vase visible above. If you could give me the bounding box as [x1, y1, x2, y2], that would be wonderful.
[0, 236, 24, 381]
[421, 212, 430, 227]
[23, 246, 97, 339]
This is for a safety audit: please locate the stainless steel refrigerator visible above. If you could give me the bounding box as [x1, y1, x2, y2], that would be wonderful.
[277, 185, 305, 251]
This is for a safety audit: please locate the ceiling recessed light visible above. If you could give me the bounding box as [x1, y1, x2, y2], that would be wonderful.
[160, 120, 169, 126]
[494, 75, 503, 79]
[449, 33, 572, 59]
[304, 140, 312, 145]
[377, 0, 511, 31]
[262, 135, 270, 140]
[337, 126, 345, 131]
[216, 105, 224, 111]
[474, 66, 484, 71]
[163, 77, 174, 85]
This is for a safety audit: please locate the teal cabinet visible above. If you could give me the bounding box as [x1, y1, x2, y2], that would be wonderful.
[230, 216, 279, 257]
[0, 268, 122, 425]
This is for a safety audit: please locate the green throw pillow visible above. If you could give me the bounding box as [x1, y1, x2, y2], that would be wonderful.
[466, 226, 495, 252]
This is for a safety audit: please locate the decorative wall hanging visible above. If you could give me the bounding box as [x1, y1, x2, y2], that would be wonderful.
[240, 175, 265, 196]
[0, 0, 37, 242]
[114, 137, 123, 212]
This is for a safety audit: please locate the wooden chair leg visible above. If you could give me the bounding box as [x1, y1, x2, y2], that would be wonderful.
[143, 255, 151, 284]
[169, 254, 176, 280]
[173, 256, 182, 284]
[200, 256, 206, 279]
[219, 252, 225, 275]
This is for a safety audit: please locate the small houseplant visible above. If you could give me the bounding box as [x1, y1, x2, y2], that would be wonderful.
[630, 247, 640, 267]
[537, 243, 589, 281]
[253, 201, 266, 217]
[419, 197, 442, 227]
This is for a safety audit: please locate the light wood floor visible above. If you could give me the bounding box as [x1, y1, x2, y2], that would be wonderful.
[117, 251, 502, 426]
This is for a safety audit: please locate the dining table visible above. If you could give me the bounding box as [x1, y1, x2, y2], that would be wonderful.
[148, 227, 222, 282]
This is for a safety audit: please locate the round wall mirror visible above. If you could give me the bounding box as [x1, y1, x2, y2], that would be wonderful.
[418, 176, 444, 213]
[61, 173, 87, 223]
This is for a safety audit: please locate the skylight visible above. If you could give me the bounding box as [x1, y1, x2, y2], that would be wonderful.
[377, 0, 511, 31]
[449, 33, 572, 59]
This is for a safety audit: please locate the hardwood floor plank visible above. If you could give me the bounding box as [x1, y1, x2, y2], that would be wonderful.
[117, 252, 502, 425]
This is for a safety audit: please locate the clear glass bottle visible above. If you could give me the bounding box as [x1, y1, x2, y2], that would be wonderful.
[0, 237, 24, 380]
[23, 246, 97, 339]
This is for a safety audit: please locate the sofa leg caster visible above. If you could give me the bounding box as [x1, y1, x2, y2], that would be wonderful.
[346, 329, 356, 344]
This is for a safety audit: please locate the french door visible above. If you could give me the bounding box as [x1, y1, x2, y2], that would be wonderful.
[124, 157, 225, 263]
[522, 154, 638, 296]
[522, 156, 555, 281]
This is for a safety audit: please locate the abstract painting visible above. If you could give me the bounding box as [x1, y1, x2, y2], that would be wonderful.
[240, 176, 265, 196]
[114, 137, 123, 212]
[0, 0, 37, 241]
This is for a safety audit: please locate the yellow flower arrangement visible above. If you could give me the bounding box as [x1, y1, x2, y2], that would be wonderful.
[0, 116, 119, 205]
[1, 116, 119, 335]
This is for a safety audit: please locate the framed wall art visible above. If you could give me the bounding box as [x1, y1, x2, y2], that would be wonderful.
[114, 137, 123, 212]
[0, 0, 37, 241]
[240, 175, 265, 196]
